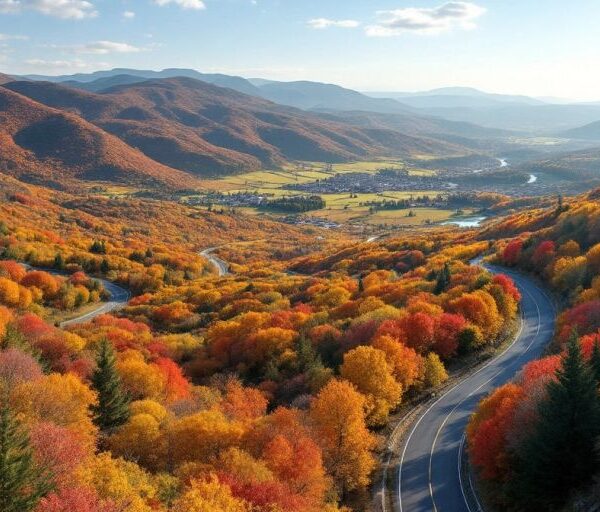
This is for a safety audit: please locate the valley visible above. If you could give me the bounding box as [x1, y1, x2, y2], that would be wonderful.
[2, 56, 600, 512]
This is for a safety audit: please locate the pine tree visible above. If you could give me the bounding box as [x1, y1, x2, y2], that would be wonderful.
[434, 263, 451, 295]
[0, 404, 53, 512]
[91, 339, 130, 431]
[590, 340, 600, 384]
[100, 258, 110, 274]
[510, 333, 600, 510]
[53, 253, 64, 270]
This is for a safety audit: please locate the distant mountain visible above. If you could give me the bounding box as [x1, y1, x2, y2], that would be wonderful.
[315, 109, 511, 143]
[559, 120, 600, 140]
[4, 77, 467, 178]
[518, 146, 600, 181]
[27, 69, 416, 115]
[365, 87, 545, 109]
[0, 86, 199, 190]
[409, 104, 600, 133]
[255, 80, 412, 114]
[0, 73, 17, 85]
[61, 74, 151, 93]
[24, 68, 262, 97]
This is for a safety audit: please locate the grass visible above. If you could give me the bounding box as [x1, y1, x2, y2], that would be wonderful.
[189, 159, 464, 228]
[306, 206, 461, 226]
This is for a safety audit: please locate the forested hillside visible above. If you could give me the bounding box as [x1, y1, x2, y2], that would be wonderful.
[468, 193, 600, 511]
[0, 172, 523, 512]
[2, 78, 468, 182]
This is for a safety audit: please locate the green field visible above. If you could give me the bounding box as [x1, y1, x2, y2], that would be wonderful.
[190, 160, 467, 228]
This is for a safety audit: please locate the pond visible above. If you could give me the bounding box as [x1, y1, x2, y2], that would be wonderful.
[442, 216, 487, 228]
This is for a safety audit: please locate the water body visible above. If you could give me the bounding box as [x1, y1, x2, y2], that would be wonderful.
[473, 158, 508, 173]
[442, 216, 487, 228]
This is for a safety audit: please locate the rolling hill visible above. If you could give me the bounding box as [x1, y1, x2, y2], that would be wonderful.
[254, 80, 412, 114]
[0, 86, 200, 190]
[315, 109, 511, 142]
[559, 120, 600, 140]
[0, 73, 16, 85]
[366, 87, 544, 108]
[24, 67, 262, 96]
[407, 104, 600, 133]
[3, 77, 470, 177]
[517, 146, 600, 181]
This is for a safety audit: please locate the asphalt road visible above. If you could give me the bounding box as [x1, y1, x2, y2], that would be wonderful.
[59, 278, 131, 328]
[200, 247, 230, 276]
[397, 264, 556, 512]
[20, 263, 131, 328]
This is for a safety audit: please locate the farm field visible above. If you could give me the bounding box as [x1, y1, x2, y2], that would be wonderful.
[306, 206, 470, 226]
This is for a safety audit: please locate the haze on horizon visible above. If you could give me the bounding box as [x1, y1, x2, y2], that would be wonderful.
[0, 0, 597, 101]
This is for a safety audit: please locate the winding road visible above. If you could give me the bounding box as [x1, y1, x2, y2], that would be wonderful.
[33, 246, 226, 327]
[21, 263, 131, 328]
[59, 279, 131, 328]
[396, 263, 556, 512]
[200, 247, 230, 276]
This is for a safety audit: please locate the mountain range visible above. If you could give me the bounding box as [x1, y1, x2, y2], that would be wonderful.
[23, 68, 600, 134]
[5, 67, 600, 191]
[0, 86, 198, 190]
[0, 75, 480, 189]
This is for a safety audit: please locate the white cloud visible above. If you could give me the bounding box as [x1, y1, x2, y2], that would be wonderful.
[24, 58, 93, 70]
[0, 0, 97, 19]
[0, 33, 28, 40]
[366, 2, 485, 37]
[77, 40, 142, 54]
[307, 18, 360, 30]
[123, 10, 135, 18]
[154, 0, 205, 10]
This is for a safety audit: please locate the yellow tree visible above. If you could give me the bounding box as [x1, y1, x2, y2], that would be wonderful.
[421, 353, 448, 389]
[340, 346, 402, 426]
[166, 410, 245, 468]
[172, 475, 250, 512]
[309, 379, 376, 496]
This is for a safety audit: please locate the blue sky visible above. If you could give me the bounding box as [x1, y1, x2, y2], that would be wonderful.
[0, 0, 599, 99]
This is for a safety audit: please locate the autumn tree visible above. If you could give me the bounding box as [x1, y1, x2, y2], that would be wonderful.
[172, 475, 250, 512]
[421, 353, 448, 388]
[371, 335, 422, 390]
[309, 379, 375, 497]
[510, 335, 600, 509]
[340, 346, 402, 425]
[0, 404, 53, 512]
[91, 339, 130, 431]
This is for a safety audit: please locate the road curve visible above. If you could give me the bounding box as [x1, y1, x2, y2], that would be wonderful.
[60, 279, 131, 328]
[397, 264, 555, 512]
[21, 263, 131, 328]
[200, 247, 230, 277]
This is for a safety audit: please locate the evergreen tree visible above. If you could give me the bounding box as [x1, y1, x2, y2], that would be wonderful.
[590, 340, 600, 384]
[510, 333, 600, 510]
[100, 258, 110, 274]
[0, 404, 53, 512]
[434, 263, 451, 295]
[53, 253, 64, 270]
[91, 339, 130, 431]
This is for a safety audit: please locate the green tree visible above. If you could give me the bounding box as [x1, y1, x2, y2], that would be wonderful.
[510, 333, 600, 510]
[0, 404, 53, 511]
[53, 253, 64, 270]
[100, 258, 110, 274]
[590, 340, 600, 385]
[434, 263, 451, 295]
[91, 339, 130, 431]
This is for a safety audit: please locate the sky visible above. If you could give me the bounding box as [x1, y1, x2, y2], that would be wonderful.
[0, 0, 599, 100]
